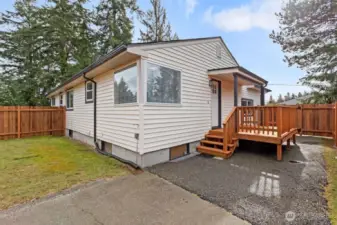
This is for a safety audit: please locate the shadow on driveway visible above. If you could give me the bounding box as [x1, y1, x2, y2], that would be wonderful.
[148, 136, 331, 225]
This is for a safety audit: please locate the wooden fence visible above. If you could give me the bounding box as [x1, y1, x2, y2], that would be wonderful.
[0, 106, 66, 140]
[297, 104, 336, 138]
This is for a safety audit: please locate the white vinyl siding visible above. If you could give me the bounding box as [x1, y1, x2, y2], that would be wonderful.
[142, 39, 237, 153]
[66, 85, 94, 138]
[64, 67, 140, 152]
[241, 86, 261, 106]
[96, 69, 139, 151]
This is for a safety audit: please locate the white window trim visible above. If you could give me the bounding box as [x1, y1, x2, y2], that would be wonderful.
[145, 61, 182, 105]
[241, 98, 254, 106]
[59, 94, 63, 106]
[85, 81, 94, 103]
[66, 90, 74, 110]
[51, 97, 56, 106]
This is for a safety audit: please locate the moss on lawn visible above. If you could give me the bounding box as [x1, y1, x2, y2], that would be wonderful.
[0, 136, 128, 209]
[323, 140, 337, 225]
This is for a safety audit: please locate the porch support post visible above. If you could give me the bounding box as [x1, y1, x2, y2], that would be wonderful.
[260, 85, 265, 106]
[233, 73, 238, 107]
[233, 73, 238, 132]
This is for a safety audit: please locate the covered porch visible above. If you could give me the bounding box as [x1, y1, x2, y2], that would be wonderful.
[197, 66, 300, 161]
[207, 66, 269, 129]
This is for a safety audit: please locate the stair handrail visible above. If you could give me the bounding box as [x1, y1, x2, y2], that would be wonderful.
[223, 107, 237, 152]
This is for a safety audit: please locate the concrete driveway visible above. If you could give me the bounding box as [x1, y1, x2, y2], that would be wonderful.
[0, 172, 247, 225]
[148, 136, 331, 225]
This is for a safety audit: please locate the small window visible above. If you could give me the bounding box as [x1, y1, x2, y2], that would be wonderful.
[147, 63, 181, 104]
[85, 81, 94, 103]
[241, 98, 254, 106]
[114, 64, 137, 104]
[66, 90, 74, 110]
[51, 97, 56, 106]
[216, 45, 221, 59]
[59, 94, 63, 106]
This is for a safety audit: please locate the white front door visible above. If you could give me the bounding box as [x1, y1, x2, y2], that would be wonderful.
[211, 80, 220, 128]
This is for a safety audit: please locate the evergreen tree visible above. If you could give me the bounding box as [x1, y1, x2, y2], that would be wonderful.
[139, 0, 178, 42]
[94, 0, 139, 55]
[298, 92, 303, 98]
[270, 0, 337, 103]
[0, 0, 44, 105]
[284, 92, 291, 101]
[277, 94, 284, 103]
[268, 95, 275, 104]
[291, 93, 297, 99]
[0, 0, 95, 105]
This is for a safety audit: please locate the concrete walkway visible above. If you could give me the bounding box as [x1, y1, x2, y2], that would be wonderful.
[0, 172, 248, 225]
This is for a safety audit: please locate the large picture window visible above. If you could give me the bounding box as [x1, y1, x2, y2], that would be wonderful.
[114, 64, 137, 104]
[147, 63, 181, 104]
[66, 90, 74, 109]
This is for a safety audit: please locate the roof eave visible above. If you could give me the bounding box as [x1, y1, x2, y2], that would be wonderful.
[46, 45, 128, 97]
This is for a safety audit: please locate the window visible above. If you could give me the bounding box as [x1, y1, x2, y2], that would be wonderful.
[241, 98, 254, 106]
[51, 97, 55, 106]
[147, 63, 181, 104]
[59, 94, 63, 106]
[66, 90, 74, 109]
[85, 81, 94, 103]
[114, 64, 137, 104]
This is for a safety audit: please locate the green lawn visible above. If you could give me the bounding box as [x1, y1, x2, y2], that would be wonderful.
[324, 140, 337, 225]
[0, 136, 129, 209]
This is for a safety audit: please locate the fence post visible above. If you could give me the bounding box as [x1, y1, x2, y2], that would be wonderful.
[63, 106, 66, 136]
[335, 102, 337, 147]
[17, 107, 21, 139]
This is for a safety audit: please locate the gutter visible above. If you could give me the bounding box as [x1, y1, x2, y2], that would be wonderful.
[82, 73, 140, 169]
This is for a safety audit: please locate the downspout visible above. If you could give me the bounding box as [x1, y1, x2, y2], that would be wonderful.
[82, 73, 139, 169]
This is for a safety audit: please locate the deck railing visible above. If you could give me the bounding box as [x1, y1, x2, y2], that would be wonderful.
[236, 106, 300, 137]
[223, 107, 237, 151]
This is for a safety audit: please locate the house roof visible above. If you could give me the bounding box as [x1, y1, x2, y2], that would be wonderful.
[47, 36, 263, 96]
[47, 45, 127, 96]
[280, 95, 312, 105]
[208, 66, 268, 84]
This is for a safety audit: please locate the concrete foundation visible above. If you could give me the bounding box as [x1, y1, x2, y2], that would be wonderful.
[66, 129, 200, 168]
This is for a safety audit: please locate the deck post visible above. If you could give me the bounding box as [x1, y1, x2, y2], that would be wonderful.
[277, 144, 282, 161]
[223, 123, 228, 151]
[287, 139, 291, 149]
[292, 134, 296, 145]
[277, 107, 283, 137]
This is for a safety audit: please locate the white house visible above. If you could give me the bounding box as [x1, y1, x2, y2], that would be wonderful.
[47, 36, 270, 167]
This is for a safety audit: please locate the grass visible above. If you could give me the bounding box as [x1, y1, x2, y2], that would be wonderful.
[323, 140, 337, 225]
[0, 136, 129, 210]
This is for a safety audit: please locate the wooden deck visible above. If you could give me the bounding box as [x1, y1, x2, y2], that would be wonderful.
[197, 106, 300, 161]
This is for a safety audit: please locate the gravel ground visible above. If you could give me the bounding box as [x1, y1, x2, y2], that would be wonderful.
[148, 136, 331, 225]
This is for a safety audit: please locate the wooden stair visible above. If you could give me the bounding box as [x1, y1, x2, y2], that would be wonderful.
[197, 108, 238, 159]
[197, 129, 238, 159]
